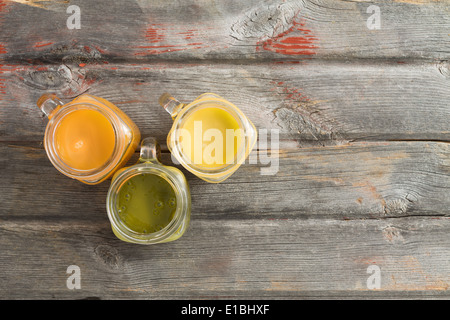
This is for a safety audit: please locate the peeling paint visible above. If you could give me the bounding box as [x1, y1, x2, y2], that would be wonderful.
[134, 24, 214, 56]
[382, 226, 405, 243]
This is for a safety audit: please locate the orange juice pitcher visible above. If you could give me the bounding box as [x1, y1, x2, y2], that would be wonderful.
[159, 93, 257, 183]
[37, 93, 140, 184]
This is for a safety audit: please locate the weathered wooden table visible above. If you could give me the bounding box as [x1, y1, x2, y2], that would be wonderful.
[1, 0, 449, 300]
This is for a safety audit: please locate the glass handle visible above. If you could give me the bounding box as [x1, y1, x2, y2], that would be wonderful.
[36, 93, 63, 118]
[139, 137, 161, 164]
[159, 93, 185, 119]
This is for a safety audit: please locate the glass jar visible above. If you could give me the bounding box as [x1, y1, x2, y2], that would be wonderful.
[159, 93, 257, 183]
[106, 137, 191, 244]
[37, 93, 140, 184]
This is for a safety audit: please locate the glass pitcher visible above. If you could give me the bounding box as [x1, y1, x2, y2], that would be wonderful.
[106, 137, 191, 244]
[159, 93, 257, 183]
[37, 93, 140, 184]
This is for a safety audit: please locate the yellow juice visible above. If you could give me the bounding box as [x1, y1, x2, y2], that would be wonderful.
[55, 109, 115, 171]
[178, 107, 243, 168]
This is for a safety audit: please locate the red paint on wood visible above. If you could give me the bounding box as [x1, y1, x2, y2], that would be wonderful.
[271, 80, 310, 103]
[257, 19, 318, 56]
[0, 43, 7, 97]
[145, 24, 166, 43]
[94, 46, 107, 54]
[0, 2, 11, 99]
[134, 24, 212, 56]
[0, 0, 8, 13]
[34, 41, 54, 48]
[280, 36, 318, 44]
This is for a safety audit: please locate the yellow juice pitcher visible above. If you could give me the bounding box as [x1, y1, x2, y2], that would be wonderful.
[159, 93, 257, 183]
[37, 93, 141, 184]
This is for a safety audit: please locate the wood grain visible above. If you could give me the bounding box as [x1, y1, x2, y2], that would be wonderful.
[0, 61, 449, 143]
[0, 0, 449, 299]
[2, 141, 448, 220]
[0, 217, 448, 299]
[0, 0, 449, 62]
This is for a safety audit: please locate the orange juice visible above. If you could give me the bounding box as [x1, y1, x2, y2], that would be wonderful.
[179, 106, 243, 168]
[55, 109, 116, 171]
[38, 93, 141, 184]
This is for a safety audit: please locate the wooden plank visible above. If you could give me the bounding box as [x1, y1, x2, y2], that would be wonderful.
[0, 61, 449, 142]
[0, 0, 448, 62]
[0, 217, 448, 299]
[0, 0, 449, 301]
[2, 141, 449, 220]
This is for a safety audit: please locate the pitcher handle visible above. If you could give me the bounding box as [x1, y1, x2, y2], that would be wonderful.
[159, 93, 185, 120]
[36, 93, 63, 119]
[139, 137, 162, 164]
